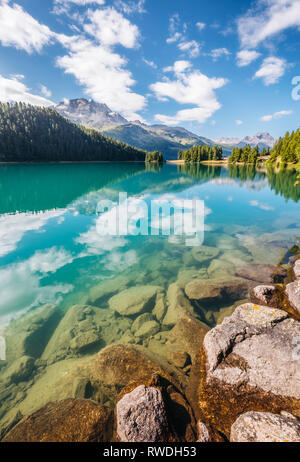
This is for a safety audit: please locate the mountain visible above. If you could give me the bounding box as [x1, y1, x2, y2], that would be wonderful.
[55, 98, 221, 160]
[214, 132, 275, 150]
[55, 98, 128, 130]
[0, 102, 146, 162]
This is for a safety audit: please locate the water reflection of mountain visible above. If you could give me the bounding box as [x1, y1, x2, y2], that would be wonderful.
[0, 163, 145, 214]
[178, 164, 300, 203]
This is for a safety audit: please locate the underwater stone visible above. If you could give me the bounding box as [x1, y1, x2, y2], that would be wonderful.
[109, 286, 163, 317]
[131, 313, 155, 334]
[134, 321, 160, 341]
[117, 385, 168, 442]
[152, 294, 167, 322]
[162, 283, 195, 328]
[191, 246, 220, 264]
[3, 399, 113, 442]
[250, 284, 280, 307]
[230, 412, 300, 443]
[3, 356, 35, 384]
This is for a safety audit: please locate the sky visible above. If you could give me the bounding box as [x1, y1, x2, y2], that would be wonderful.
[0, 0, 299, 140]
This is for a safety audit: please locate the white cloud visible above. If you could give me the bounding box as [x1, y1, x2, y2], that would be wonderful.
[84, 7, 140, 48]
[151, 62, 228, 125]
[249, 200, 275, 211]
[209, 48, 231, 61]
[0, 74, 55, 107]
[254, 56, 286, 85]
[163, 60, 192, 74]
[178, 40, 200, 58]
[114, 0, 146, 14]
[143, 58, 157, 69]
[236, 50, 261, 67]
[260, 110, 293, 122]
[196, 22, 206, 31]
[236, 119, 243, 125]
[166, 32, 182, 44]
[40, 85, 52, 98]
[238, 0, 300, 49]
[56, 37, 146, 120]
[55, 0, 105, 4]
[0, 2, 54, 54]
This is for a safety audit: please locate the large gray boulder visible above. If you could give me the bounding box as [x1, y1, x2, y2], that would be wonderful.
[230, 411, 300, 442]
[117, 385, 169, 442]
[285, 280, 300, 315]
[198, 303, 300, 437]
[250, 285, 279, 306]
[109, 286, 163, 316]
[293, 259, 300, 280]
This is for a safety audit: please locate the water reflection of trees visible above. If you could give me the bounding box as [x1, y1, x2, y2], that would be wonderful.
[179, 163, 300, 202]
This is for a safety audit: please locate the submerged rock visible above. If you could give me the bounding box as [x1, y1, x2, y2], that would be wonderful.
[162, 283, 195, 328]
[3, 399, 113, 442]
[88, 275, 129, 305]
[236, 264, 286, 284]
[285, 281, 300, 315]
[109, 286, 163, 316]
[3, 356, 35, 384]
[230, 412, 300, 443]
[4, 304, 61, 363]
[198, 303, 300, 437]
[191, 246, 220, 264]
[134, 321, 160, 341]
[185, 278, 250, 302]
[42, 305, 104, 362]
[117, 385, 169, 442]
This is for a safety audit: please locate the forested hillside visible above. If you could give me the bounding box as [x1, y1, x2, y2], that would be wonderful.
[178, 145, 223, 162]
[0, 103, 147, 162]
[269, 130, 300, 165]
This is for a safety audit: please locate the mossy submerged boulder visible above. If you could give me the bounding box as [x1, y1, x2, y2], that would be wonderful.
[109, 286, 164, 316]
[191, 245, 220, 264]
[3, 399, 113, 442]
[185, 277, 251, 302]
[197, 303, 300, 437]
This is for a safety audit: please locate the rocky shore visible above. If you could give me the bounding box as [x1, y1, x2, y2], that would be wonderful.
[0, 242, 299, 443]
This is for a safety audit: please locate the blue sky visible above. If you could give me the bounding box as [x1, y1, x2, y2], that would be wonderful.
[0, 0, 299, 140]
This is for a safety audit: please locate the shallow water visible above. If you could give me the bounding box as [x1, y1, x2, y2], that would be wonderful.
[0, 162, 299, 430]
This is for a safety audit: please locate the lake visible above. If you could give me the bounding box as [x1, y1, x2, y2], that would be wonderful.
[0, 162, 299, 428]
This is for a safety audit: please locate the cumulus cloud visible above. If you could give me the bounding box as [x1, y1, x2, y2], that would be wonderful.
[151, 62, 228, 125]
[196, 22, 206, 31]
[238, 0, 300, 49]
[178, 40, 200, 58]
[40, 85, 52, 98]
[0, 2, 54, 54]
[84, 7, 140, 48]
[236, 119, 243, 125]
[56, 37, 146, 120]
[209, 48, 231, 61]
[236, 50, 261, 67]
[0, 74, 54, 107]
[260, 110, 293, 122]
[254, 56, 287, 85]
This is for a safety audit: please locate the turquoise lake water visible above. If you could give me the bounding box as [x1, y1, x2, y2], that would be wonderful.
[0, 162, 299, 429]
[0, 163, 299, 327]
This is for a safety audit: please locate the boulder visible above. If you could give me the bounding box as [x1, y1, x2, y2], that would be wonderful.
[191, 246, 220, 264]
[134, 321, 160, 341]
[185, 278, 250, 302]
[250, 285, 280, 306]
[285, 281, 300, 315]
[198, 303, 300, 437]
[4, 304, 60, 363]
[109, 286, 163, 316]
[293, 260, 300, 279]
[236, 264, 286, 284]
[42, 305, 104, 362]
[88, 275, 129, 304]
[167, 351, 190, 369]
[162, 283, 195, 328]
[196, 421, 211, 442]
[3, 356, 35, 384]
[3, 399, 113, 442]
[230, 411, 300, 443]
[131, 313, 154, 334]
[117, 385, 169, 442]
[152, 294, 167, 322]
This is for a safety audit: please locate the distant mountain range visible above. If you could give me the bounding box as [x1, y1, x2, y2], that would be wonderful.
[54, 99, 275, 159]
[214, 132, 275, 150]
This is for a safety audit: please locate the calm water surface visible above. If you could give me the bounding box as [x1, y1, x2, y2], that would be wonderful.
[0, 162, 299, 429]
